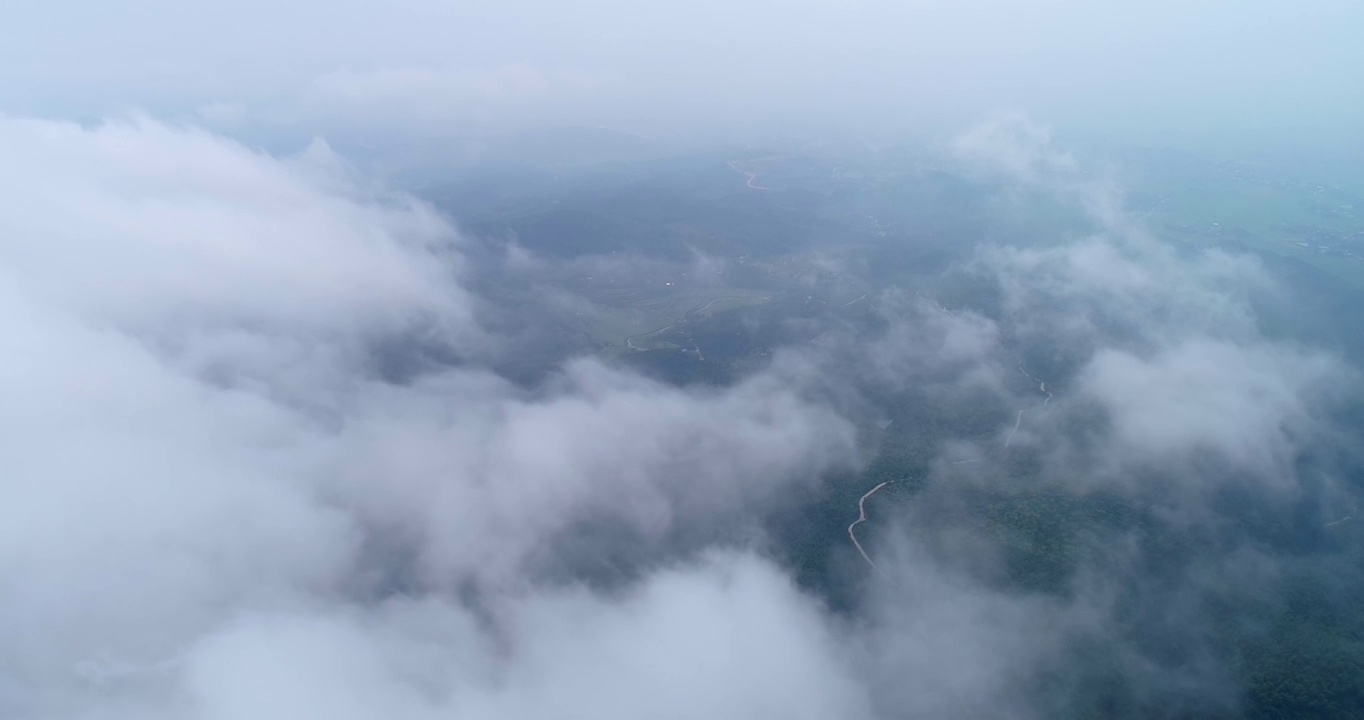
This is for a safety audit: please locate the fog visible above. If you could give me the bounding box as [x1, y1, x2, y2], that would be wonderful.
[5, 1, 1363, 152]
[0, 117, 866, 717]
[3, 4, 1363, 719]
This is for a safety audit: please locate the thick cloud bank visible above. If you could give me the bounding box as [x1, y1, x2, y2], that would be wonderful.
[0, 117, 864, 718]
[3, 114, 1359, 719]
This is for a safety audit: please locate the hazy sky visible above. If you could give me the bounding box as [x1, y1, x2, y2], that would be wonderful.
[3, 4, 1363, 717]
[4, 0, 1362, 149]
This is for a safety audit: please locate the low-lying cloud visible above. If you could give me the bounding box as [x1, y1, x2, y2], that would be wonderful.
[0, 117, 864, 718]
[2, 111, 1359, 719]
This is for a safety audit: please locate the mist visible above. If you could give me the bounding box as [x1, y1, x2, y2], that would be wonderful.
[5, 1, 1363, 155]
[4, 3, 1364, 719]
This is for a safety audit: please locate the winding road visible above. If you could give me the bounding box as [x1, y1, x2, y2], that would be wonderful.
[1004, 410, 1026, 448]
[850, 364, 1055, 575]
[1018, 364, 1054, 405]
[849, 481, 894, 578]
[1326, 500, 1357, 527]
[727, 160, 770, 190]
[623, 321, 677, 349]
[622, 295, 769, 350]
[1006, 364, 1054, 448]
[694, 294, 771, 315]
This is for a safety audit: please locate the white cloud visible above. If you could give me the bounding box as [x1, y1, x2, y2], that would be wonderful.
[3, 107, 1357, 719]
[0, 116, 469, 337]
[1079, 338, 1341, 481]
[0, 117, 862, 718]
[179, 553, 873, 720]
[954, 115, 1351, 498]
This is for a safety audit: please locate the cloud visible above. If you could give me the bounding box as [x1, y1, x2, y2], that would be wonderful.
[4, 108, 1360, 719]
[801, 115, 1360, 716]
[334, 360, 859, 589]
[181, 553, 872, 720]
[862, 293, 1002, 384]
[954, 116, 1352, 495]
[1078, 338, 1342, 483]
[0, 116, 470, 338]
[0, 116, 862, 718]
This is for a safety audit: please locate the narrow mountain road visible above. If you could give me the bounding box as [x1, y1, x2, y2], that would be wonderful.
[1004, 410, 1025, 448]
[1006, 364, 1054, 447]
[1326, 500, 1358, 527]
[727, 160, 770, 190]
[849, 481, 893, 578]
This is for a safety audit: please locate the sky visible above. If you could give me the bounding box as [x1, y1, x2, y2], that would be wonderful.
[3, 0, 1363, 151]
[2, 3, 1363, 718]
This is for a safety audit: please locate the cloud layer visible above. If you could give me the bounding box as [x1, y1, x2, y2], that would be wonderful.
[2, 112, 1358, 719]
[0, 117, 864, 718]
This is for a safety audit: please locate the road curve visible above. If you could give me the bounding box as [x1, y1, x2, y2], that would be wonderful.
[1006, 364, 1054, 447]
[727, 160, 770, 190]
[849, 481, 893, 578]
